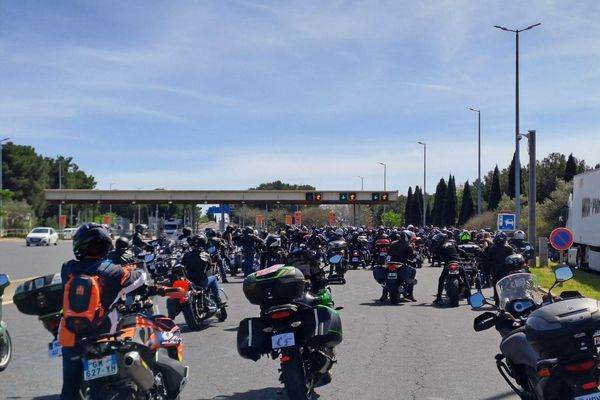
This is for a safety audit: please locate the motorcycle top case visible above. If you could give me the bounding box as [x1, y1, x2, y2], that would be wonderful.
[372, 264, 413, 284]
[13, 273, 63, 316]
[301, 305, 343, 348]
[237, 317, 270, 361]
[526, 298, 600, 359]
[374, 239, 391, 247]
[328, 240, 347, 250]
[243, 265, 305, 306]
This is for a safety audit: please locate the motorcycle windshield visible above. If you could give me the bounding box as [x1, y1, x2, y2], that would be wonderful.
[495, 273, 544, 310]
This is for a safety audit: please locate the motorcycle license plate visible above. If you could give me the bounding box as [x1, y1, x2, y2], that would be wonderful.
[83, 355, 118, 381]
[48, 340, 62, 359]
[387, 272, 398, 279]
[380, 252, 387, 256]
[448, 270, 460, 275]
[272, 332, 295, 349]
[352, 257, 359, 262]
[575, 393, 600, 400]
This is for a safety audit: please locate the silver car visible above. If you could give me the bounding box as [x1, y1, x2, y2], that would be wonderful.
[25, 227, 59, 246]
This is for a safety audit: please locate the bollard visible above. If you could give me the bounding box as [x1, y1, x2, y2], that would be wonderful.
[538, 237, 549, 267]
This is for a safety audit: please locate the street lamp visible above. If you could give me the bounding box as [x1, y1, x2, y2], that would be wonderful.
[0, 137, 10, 237]
[417, 142, 427, 227]
[494, 22, 541, 227]
[109, 183, 116, 215]
[378, 162, 387, 191]
[467, 107, 482, 215]
[358, 176, 364, 191]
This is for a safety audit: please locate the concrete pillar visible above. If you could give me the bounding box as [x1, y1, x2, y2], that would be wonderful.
[538, 237, 549, 267]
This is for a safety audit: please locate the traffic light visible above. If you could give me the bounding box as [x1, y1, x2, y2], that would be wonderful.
[371, 193, 381, 201]
[305, 192, 314, 201]
[339, 192, 348, 201]
[349, 192, 357, 201]
[315, 193, 323, 201]
[381, 193, 389, 201]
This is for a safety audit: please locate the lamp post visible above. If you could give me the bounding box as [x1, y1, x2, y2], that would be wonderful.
[0, 137, 10, 237]
[417, 142, 427, 227]
[379, 162, 387, 213]
[109, 183, 116, 216]
[358, 176, 364, 191]
[467, 107, 482, 215]
[494, 22, 541, 227]
[58, 160, 63, 227]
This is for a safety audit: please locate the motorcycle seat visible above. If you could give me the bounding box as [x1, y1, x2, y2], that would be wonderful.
[296, 292, 322, 307]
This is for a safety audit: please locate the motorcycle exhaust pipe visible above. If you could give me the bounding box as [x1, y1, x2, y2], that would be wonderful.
[123, 351, 155, 392]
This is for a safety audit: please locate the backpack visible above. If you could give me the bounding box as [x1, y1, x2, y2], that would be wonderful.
[62, 269, 105, 335]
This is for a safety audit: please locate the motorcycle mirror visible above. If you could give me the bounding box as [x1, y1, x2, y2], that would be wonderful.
[554, 265, 573, 282]
[144, 254, 155, 263]
[207, 246, 217, 254]
[329, 255, 342, 264]
[469, 292, 486, 309]
[386, 255, 391, 262]
[0, 274, 9, 290]
[473, 311, 496, 332]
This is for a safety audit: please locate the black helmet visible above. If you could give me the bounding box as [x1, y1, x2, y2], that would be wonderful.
[389, 232, 400, 241]
[494, 231, 508, 245]
[190, 234, 208, 249]
[115, 236, 130, 251]
[225, 225, 233, 233]
[73, 223, 113, 260]
[204, 228, 217, 238]
[265, 235, 282, 248]
[505, 254, 527, 272]
[182, 227, 192, 237]
[244, 226, 254, 234]
[135, 224, 145, 233]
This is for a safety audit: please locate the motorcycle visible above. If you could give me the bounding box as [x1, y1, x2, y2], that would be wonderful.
[326, 240, 348, 280]
[470, 266, 600, 400]
[0, 274, 11, 371]
[164, 264, 228, 331]
[372, 238, 391, 266]
[442, 261, 473, 307]
[349, 248, 363, 269]
[237, 265, 343, 400]
[373, 262, 417, 304]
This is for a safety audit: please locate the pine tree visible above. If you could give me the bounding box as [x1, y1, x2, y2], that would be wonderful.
[443, 175, 457, 227]
[564, 153, 577, 182]
[432, 178, 447, 227]
[411, 186, 423, 226]
[404, 187, 413, 225]
[507, 152, 524, 199]
[488, 165, 502, 210]
[458, 180, 475, 226]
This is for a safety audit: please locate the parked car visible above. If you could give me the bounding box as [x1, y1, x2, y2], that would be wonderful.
[25, 227, 59, 246]
[60, 228, 77, 240]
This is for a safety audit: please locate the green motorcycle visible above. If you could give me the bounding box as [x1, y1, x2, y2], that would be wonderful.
[0, 274, 11, 371]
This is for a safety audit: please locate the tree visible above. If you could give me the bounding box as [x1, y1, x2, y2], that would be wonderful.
[381, 211, 401, 227]
[250, 181, 315, 191]
[458, 180, 475, 226]
[442, 175, 457, 227]
[432, 178, 447, 227]
[410, 186, 423, 226]
[488, 166, 502, 210]
[564, 153, 577, 182]
[404, 187, 413, 226]
[425, 201, 432, 225]
[507, 152, 524, 199]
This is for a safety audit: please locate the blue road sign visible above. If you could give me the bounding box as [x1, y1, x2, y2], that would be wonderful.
[497, 213, 516, 231]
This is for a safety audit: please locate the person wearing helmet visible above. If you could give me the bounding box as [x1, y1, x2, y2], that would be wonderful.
[182, 234, 223, 305]
[260, 235, 287, 270]
[178, 226, 193, 243]
[205, 231, 230, 283]
[107, 236, 135, 265]
[509, 230, 534, 262]
[432, 236, 469, 304]
[59, 223, 146, 400]
[132, 224, 153, 254]
[485, 232, 516, 305]
[385, 230, 418, 302]
[240, 226, 264, 276]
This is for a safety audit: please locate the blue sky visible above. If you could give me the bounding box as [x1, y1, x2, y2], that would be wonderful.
[1, 1, 600, 194]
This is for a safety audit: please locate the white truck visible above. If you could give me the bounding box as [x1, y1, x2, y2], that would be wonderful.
[163, 218, 183, 240]
[567, 169, 600, 271]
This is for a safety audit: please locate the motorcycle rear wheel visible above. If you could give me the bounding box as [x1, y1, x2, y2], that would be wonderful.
[87, 386, 135, 400]
[448, 278, 460, 307]
[281, 347, 314, 400]
[0, 330, 12, 371]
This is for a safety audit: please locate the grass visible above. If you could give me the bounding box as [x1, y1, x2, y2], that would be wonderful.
[531, 263, 600, 300]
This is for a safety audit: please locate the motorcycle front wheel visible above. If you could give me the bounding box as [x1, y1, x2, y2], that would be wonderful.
[0, 330, 12, 371]
[281, 347, 314, 400]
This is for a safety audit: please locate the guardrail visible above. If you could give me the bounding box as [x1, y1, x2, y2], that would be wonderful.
[0, 229, 29, 238]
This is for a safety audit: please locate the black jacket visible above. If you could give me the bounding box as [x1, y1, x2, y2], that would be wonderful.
[486, 243, 515, 280]
[240, 233, 263, 254]
[181, 249, 212, 284]
[388, 241, 415, 264]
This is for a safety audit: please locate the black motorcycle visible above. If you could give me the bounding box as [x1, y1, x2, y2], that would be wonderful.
[470, 266, 600, 399]
[373, 262, 417, 304]
[327, 240, 348, 280]
[0, 274, 11, 371]
[237, 265, 343, 400]
[443, 261, 472, 307]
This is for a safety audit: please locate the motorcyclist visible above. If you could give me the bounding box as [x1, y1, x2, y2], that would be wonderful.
[509, 230, 534, 263]
[239, 226, 264, 276]
[107, 236, 136, 265]
[59, 223, 146, 400]
[432, 235, 468, 304]
[178, 226, 193, 243]
[384, 230, 417, 302]
[307, 228, 325, 250]
[485, 232, 516, 305]
[260, 235, 287, 269]
[132, 224, 154, 254]
[205, 229, 230, 283]
[181, 234, 223, 305]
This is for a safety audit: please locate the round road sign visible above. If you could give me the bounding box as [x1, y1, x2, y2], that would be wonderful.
[549, 228, 574, 251]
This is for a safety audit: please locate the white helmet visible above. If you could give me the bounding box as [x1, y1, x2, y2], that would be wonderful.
[335, 228, 344, 236]
[513, 230, 526, 241]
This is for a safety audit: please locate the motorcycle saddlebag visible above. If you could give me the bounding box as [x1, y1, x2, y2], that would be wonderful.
[526, 298, 600, 359]
[13, 273, 63, 316]
[237, 317, 270, 361]
[372, 266, 387, 284]
[302, 305, 343, 348]
[243, 266, 305, 305]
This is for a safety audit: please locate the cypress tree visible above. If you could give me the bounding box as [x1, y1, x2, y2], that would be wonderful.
[507, 152, 524, 199]
[432, 178, 447, 227]
[488, 165, 502, 210]
[425, 201, 432, 226]
[443, 175, 457, 227]
[564, 153, 577, 182]
[411, 186, 423, 226]
[404, 187, 413, 226]
[458, 180, 475, 226]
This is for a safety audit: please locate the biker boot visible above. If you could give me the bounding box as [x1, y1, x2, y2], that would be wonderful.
[432, 295, 442, 305]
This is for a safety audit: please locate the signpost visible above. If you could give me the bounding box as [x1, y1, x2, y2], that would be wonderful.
[59, 215, 67, 229]
[549, 227, 574, 264]
[497, 212, 516, 232]
[293, 211, 302, 226]
[285, 215, 293, 225]
[255, 214, 263, 227]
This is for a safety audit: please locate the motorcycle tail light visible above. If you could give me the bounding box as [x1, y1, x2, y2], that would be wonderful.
[565, 360, 597, 373]
[386, 265, 397, 271]
[582, 381, 598, 390]
[449, 263, 459, 270]
[270, 311, 291, 320]
[280, 356, 290, 362]
[537, 368, 551, 378]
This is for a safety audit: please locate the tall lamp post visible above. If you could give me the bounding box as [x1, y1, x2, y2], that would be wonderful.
[358, 176, 364, 191]
[466, 107, 482, 215]
[417, 142, 427, 227]
[378, 162, 387, 213]
[109, 182, 116, 216]
[0, 137, 10, 237]
[494, 22, 541, 227]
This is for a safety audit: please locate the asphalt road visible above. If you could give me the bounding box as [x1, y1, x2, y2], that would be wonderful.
[0, 241, 518, 400]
